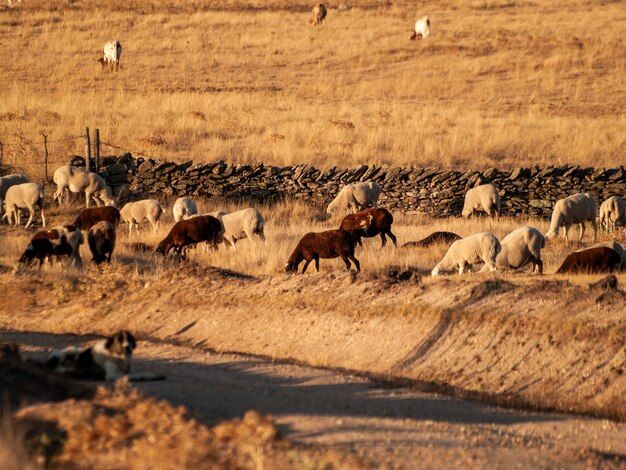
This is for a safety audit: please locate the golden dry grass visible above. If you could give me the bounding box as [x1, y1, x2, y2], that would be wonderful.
[0, 0, 624, 175]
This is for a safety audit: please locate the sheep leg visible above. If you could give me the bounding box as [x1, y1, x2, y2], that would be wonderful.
[40, 209, 46, 228]
[24, 206, 34, 229]
[380, 233, 387, 248]
[578, 223, 585, 242]
[534, 258, 543, 275]
[458, 263, 466, 275]
[386, 229, 398, 247]
[348, 254, 360, 272]
[591, 218, 598, 242]
[85, 191, 91, 208]
[302, 259, 312, 274]
[314, 256, 320, 272]
[564, 224, 571, 241]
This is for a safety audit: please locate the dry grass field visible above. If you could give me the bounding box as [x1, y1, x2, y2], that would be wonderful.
[0, 0, 624, 172]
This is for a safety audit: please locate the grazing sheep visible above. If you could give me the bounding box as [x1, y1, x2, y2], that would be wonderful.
[401, 231, 461, 249]
[462, 184, 500, 219]
[598, 196, 625, 232]
[285, 229, 359, 273]
[431, 232, 501, 276]
[486, 226, 545, 274]
[19, 225, 84, 268]
[410, 16, 430, 40]
[311, 3, 327, 26]
[120, 199, 164, 236]
[545, 193, 597, 242]
[555, 246, 621, 274]
[98, 40, 122, 71]
[207, 208, 265, 250]
[340, 207, 397, 247]
[53, 165, 115, 208]
[156, 215, 223, 257]
[173, 197, 198, 222]
[88, 221, 116, 264]
[327, 181, 381, 214]
[73, 206, 121, 231]
[0, 174, 29, 216]
[2, 182, 45, 228]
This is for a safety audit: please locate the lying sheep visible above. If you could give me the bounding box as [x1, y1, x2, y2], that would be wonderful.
[2, 182, 45, 228]
[173, 197, 198, 223]
[401, 231, 461, 249]
[206, 208, 265, 250]
[120, 199, 164, 236]
[327, 181, 381, 214]
[555, 246, 621, 274]
[54, 165, 115, 207]
[599, 196, 625, 232]
[462, 184, 500, 219]
[88, 221, 116, 264]
[156, 215, 223, 257]
[19, 225, 84, 268]
[0, 174, 29, 216]
[583, 241, 626, 267]
[482, 226, 544, 274]
[285, 229, 359, 273]
[545, 193, 597, 242]
[432, 232, 501, 276]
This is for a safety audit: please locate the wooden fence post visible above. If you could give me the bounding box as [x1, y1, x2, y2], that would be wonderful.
[94, 128, 100, 172]
[42, 133, 49, 182]
[85, 127, 91, 171]
[0, 141, 3, 176]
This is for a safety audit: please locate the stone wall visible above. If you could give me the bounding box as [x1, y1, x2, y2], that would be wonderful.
[98, 153, 626, 218]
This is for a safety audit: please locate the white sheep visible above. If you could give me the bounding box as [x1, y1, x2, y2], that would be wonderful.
[462, 184, 500, 219]
[0, 174, 29, 216]
[53, 165, 115, 208]
[410, 16, 430, 40]
[2, 182, 45, 228]
[120, 199, 164, 236]
[57, 225, 85, 268]
[482, 226, 544, 274]
[598, 196, 625, 232]
[545, 193, 597, 242]
[206, 208, 264, 250]
[327, 181, 381, 214]
[173, 197, 198, 222]
[432, 232, 501, 276]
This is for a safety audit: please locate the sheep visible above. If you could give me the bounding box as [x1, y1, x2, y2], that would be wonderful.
[582, 242, 626, 267]
[206, 208, 265, 250]
[410, 16, 430, 40]
[98, 40, 122, 71]
[19, 225, 84, 268]
[73, 206, 121, 231]
[285, 229, 359, 273]
[311, 3, 327, 26]
[120, 199, 164, 236]
[484, 226, 544, 274]
[0, 174, 29, 216]
[431, 232, 501, 276]
[88, 221, 116, 264]
[598, 196, 625, 232]
[2, 182, 45, 228]
[173, 197, 198, 223]
[53, 165, 115, 208]
[555, 246, 621, 274]
[339, 207, 397, 247]
[545, 193, 597, 242]
[327, 181, 381, 214]
[462, 184, 500, 219]
[401, 231, 461, 248]
[156, 215, 223, 257]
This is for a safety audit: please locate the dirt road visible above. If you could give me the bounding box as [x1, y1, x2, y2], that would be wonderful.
[4, 329, 625, 470]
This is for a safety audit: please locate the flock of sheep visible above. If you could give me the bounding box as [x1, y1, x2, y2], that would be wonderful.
[2, 165, 626, 277]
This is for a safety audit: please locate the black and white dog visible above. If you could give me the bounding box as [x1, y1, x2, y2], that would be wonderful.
[45, 331, 136, 381]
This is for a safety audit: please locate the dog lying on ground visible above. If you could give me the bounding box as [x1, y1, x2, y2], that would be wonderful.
[45, 330, 137, 381]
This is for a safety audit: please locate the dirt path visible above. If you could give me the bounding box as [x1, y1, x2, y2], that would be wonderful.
[4, 329, 625, 470]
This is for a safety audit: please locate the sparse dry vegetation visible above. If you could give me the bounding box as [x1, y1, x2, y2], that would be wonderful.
[0, 0, 624, 174]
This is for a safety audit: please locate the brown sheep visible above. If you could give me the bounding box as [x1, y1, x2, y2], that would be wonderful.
[311, 3, 327, 26]
[555, 246, 621, 274]
[73, 206, 120, 231]
[285, 229, 360, 273]
[156, 215, 223, 257]
[88, 221, 116, 264]
[19, 228, 74, 267]
[401, 231, 461, 249]
[340, 208, 397, 247]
